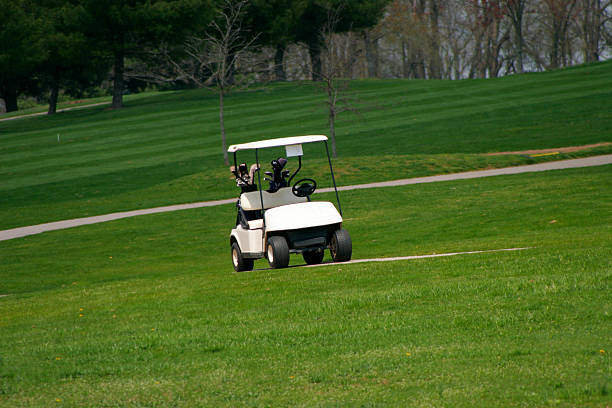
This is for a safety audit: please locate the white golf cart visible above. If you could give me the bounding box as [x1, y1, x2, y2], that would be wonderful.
[228, 135, 352, 271]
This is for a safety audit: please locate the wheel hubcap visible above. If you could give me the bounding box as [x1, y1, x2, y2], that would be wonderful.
[232, 248, 238, 266]
[267, 245, 274, 263]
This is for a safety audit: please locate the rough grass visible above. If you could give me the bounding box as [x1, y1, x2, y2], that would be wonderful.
[1, 166, 610, 407]
[1, 62, 612, 229]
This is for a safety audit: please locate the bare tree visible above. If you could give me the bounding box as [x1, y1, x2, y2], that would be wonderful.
[439, 0, 472, 79]
[381, 0, 428, 78]
[539, 0, 577, 68]
[503, 0, 528, 72]
[427, 0, 444, 79]
[204, 0, 259, 165]
[466, 0, 511, 78]
[315, 5, 362, 158]
[576, 0, 612, 62]
[361, 27, 383, 78]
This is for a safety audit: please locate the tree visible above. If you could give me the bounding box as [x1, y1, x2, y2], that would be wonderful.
[361, 27, 383, 78]
[316, 5, 362, 157]
[466, 0, 510, 78]
[380, 0, 449, 79]
[246, 0, 306, 81]
[439, 0, 472, 79]
[78, 0, 212, 109]
[380, 0, 421, 78]
[576, 0, 611, 62]
[426, 0, 443, 79]
[294, 0, 390, 81]
[204, 0, 259, 165]
[503, 0, 528, 72]
[35, 1, 106, 114]
[540, 0, 577, 68]
[0, 0, 44, 112]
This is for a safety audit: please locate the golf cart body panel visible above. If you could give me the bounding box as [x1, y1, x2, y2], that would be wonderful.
[264, 202, 342, 232]
[240, 187, 306, 211]
[230, 226, 264, 258]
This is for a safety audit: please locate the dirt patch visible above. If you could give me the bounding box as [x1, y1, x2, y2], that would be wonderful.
[487, 142, 612, 156]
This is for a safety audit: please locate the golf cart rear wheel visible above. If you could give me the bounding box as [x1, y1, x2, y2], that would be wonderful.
[267, 236, 290, 269]
[231, 242, 254, 272]
[303, 249, 324, 265]
[330, 229, 352, 262]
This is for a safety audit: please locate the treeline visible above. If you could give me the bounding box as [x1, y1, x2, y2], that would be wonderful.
[364, 0, 612, 80]
[0, 0, 387, 113]
[1, 0, 610, 114]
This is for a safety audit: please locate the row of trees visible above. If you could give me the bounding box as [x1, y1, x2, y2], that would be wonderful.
[1, 0, 214, 113]
[310, 0, 612, 81]
[0, 0, 388, 114]
[3, 0, 610, 114]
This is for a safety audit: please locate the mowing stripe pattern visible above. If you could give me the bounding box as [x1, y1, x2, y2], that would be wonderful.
[1, 155, 611, 241]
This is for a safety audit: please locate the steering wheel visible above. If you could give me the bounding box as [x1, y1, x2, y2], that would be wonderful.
[292, 178, 317, 197]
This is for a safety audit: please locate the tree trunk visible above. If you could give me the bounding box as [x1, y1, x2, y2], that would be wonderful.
[427, 0, 442, 79]
[581, 0, 601, 62]
[219, 91, 229, 166]
[274, 44, 286, 81]
[507, 0, 526, 73]
[1, 85, 19, 112]
[308, 41, 323, 81]
[112, 48, 125, 109]
[401, 41, 409, 78]
[550, 20, 561, 69]
[516, 22, 524, 73]
[362, 30, 379, 78]
[48, 72, 60, 115]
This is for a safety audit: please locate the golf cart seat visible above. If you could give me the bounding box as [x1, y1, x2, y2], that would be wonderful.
[240, 187, 307, 211]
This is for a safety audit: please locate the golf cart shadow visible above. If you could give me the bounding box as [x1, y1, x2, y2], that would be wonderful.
[249, 259, 349, 272]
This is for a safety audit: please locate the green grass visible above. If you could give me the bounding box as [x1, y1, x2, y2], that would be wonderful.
[2, 62, 612, 230]
[1, 62, 610, 406]
[1, 165, 610, 406]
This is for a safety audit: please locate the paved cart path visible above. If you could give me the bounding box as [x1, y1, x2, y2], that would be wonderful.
[0, 102, 110, 122]
[1, 155, 611, 242]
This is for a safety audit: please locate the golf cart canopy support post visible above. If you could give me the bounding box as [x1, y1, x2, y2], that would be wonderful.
[255, 148, 265, 228]
[228, 135, 343, 218]
[324, 141, 342, 216]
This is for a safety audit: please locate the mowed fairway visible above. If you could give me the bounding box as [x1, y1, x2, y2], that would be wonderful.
[1, 62, 612, 230]
[1, 164, 610, 406]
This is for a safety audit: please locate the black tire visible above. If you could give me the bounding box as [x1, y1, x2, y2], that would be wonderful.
[267, 236, 290, 269]
[231, 241, 254, 272]
[330, 229, 352, 262]
[303, 249, 324, 265]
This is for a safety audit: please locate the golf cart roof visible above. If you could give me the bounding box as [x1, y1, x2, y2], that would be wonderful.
[227, 135, 328, 153]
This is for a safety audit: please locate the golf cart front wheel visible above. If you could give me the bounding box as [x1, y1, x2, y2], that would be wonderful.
[231, 242, 254, 272]
[303, 249, 324, 265]
[267, 236, 290, 269]
[330, 229, 352, 262]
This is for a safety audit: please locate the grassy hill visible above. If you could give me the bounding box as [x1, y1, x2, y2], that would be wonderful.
[0, 62, 611, 406]
[1, 61, 612, 230]
[1, 166, 610, 406]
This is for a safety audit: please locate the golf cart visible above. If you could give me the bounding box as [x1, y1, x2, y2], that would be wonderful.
[228, 135, 351, 271]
